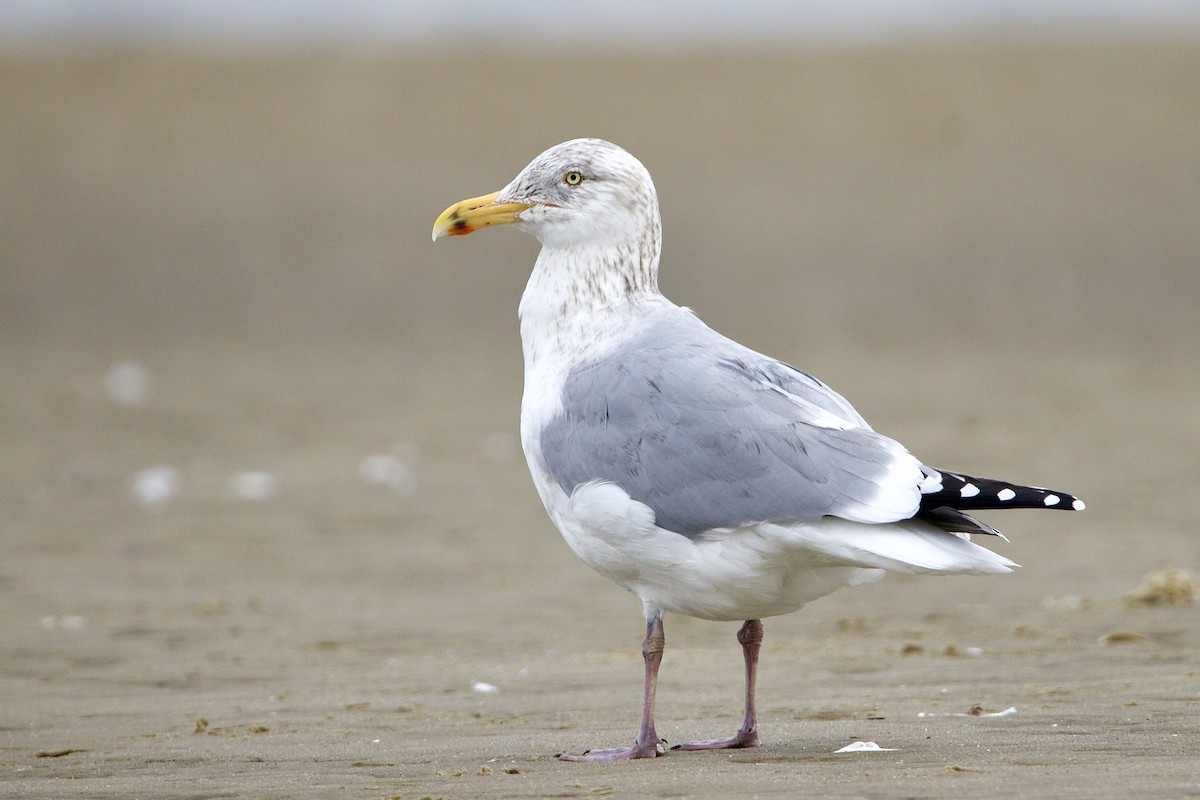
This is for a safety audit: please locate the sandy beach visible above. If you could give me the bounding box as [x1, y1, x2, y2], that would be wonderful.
[2, 39, 1199, 798]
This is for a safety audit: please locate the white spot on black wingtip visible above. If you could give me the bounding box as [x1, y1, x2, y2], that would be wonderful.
[1043, 494, 1060, 506]
[997, 488, 1016, 502]
[960, 482, 980, 498]
[1072, 498, 1086, 511]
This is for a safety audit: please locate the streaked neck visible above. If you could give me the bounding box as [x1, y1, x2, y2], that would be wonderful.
[519, 233, 663, 371]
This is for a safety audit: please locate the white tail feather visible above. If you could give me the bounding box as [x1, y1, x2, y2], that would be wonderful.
[774, 518, 1018, 575]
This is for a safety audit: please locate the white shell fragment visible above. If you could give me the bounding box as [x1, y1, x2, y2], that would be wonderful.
[471, 681, 500, 694]
[104, 361, 151, 406]
[834, 741, 897, 753]
[919, 706, 1018, 718]
[229, 471, 277, 501]
[132, 465, 180, 507]
[1043, 595, 1088, 612]
[359, 444, 417, 497]
[39, 615, 87, 631]
[973, 706, 1018, 717]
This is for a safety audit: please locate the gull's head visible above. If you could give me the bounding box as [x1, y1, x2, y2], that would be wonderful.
[433, 138, 659, 250]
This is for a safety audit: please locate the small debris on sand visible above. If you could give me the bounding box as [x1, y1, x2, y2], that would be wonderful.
[35, 749, 87, 758]
[1123, 568, 1196, 607]
[1098, 631, 1148, 646]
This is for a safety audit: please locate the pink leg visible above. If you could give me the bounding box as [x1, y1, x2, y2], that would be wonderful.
[672, 619, 764, 751]
[557, 615, 668, 761]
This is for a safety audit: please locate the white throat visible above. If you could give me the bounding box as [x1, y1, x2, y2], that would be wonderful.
[518, 224, 663, 374]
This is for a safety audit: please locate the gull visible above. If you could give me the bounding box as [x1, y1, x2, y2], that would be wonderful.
[433, 138, 1083, 761]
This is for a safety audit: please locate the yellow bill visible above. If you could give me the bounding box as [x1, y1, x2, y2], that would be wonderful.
[432, 191, 532, 241]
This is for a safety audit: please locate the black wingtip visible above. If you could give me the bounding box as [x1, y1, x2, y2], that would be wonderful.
[921, 469, 1084, 513]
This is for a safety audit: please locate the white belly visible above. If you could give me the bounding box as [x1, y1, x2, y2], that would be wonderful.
[531, 474, 886, 621]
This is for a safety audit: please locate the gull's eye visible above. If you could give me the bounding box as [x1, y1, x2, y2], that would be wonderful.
[563, 170, 584, 186]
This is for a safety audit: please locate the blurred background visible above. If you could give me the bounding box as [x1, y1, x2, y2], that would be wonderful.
[3, 4, 1199, 794]
[3, 1, 1199, 352]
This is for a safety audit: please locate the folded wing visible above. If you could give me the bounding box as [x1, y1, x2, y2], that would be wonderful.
[539, 312, 925, 536]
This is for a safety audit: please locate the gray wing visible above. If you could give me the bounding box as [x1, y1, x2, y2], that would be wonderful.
[538, 312, 922, 536]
